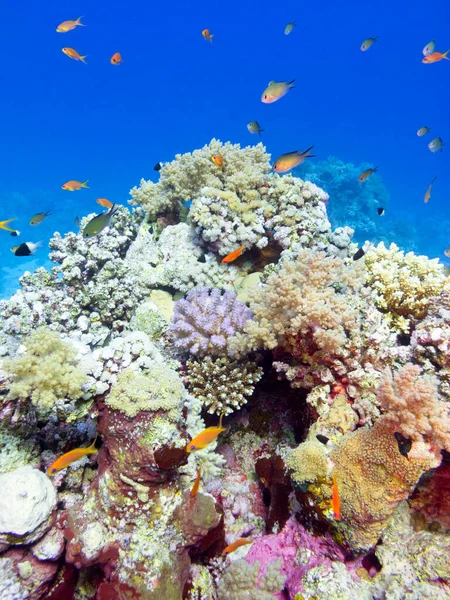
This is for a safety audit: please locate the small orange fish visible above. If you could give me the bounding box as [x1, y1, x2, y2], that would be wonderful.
[190, 465, 202, 506]
[424, 176, 437, 203]
[56, 17, 84, 33]
[111, 52, 123, 65]
[331, 476, 341, 520]
[62, 180, 89, 191]
[211, 155, 224, 169]
[202, 29, 214, 43]
[186, 414, 226, 453]
[222, 245, 245, 264]
[422, 50, 449, 64]
[47, 437, 98, 476]
[62, 47, 87, 63]
[97, 198, 113, 208]
[358, 166, 378, 182]
[223, 539, 253, 555]
[0, 218, 17, 233]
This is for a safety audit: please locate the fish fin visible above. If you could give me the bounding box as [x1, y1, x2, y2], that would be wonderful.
[0, 218, 17, 232]
[209, 35, 214, 43]
[431, 176, 438, 185]
[443, 50, 450, 59]
[81, 180, 89, 188]
[268, 80, 276, 86]
[288, 79, 296, 87]
[299, 145, 314, 156]
[30, 241, 42, 254]
[76, 16, 85, 26]
[373, 166, 379, 172]
[88, 435, 98, 452]
[45, 210, 51, 217]
[80, 55, 88, 64]
[219, 413, 224, 429]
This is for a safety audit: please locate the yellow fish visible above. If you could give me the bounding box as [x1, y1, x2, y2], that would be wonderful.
[56, 17, 84, 33]
[62, 48, 87, 63]
[261, 80, 295, 104]
[223, 539, 253, 555]
[272, 147, 315, 173]
[424, 177, 437, 203]
[186, 414, 226, 452]
[47, 437, 98, 476]
[0, 218, 17, 233]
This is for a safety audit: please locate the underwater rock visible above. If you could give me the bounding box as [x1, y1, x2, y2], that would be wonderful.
[0, 466, 57, 549]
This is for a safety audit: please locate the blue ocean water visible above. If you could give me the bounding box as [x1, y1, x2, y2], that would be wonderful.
[0, 0, 449, 298]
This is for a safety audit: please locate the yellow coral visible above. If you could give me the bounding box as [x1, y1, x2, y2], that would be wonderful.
[287, 441, 329, 485]
[4, 328, 88, 418]
[365, 242, 450, 332]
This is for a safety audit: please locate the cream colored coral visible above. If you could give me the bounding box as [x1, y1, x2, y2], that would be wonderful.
[287, 441, 329, 485]
[364, 242, 450, 332]
[129, 139, 271, 220]
[187, 356, 262, 415]
[229, 249, 364, 355]
[3, 328, 88, 418]
[376, 364, 450, 465]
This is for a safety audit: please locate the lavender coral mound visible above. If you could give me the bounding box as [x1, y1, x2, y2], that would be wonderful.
[170, 286, 252, 357]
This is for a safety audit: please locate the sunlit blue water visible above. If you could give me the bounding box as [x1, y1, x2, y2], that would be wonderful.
[0, 0, 449, 298]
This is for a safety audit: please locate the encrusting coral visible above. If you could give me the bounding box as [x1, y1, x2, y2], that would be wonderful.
[364, 241, 450, 333]
[171, 286, 252, 357]
[186, 356, 263, 415]
[3, 328, 88, 419]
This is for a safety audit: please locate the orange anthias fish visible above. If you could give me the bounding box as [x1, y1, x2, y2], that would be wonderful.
[62, 180, 89, 191]
[223, 539, 253, 555]
[97, 198, 113, 208]
[0, 218, 17, 233]
[422, 50, 449, 64]
[211, 155, 224, 169]
[56, 17, 84, 33]
[190, 465, 202, 506]
[186, 414, 226, 453]
[222, 245, 245, 264]
[62, 48, 87, 63]
[358, 166, 378, 182]
[331, 476, 341, 520]
[202, 29, 214, 43]
[47, 437, 98, 476]
[111, 52, 123, 65]
[272, 147, 315, 173]
[424, 176, 437, 203]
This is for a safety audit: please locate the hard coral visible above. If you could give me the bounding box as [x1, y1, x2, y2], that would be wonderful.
[129, 138, 271, 220]
[171, 287, 252, 358]
[216, 558, 286, 600]
[3, 328, 88, 419]
[186, 356, 263, 415]
[105, 364, 185, 419]
[364, 241, 450, 333]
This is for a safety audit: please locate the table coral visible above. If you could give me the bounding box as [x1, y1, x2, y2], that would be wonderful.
[171, 287, 252, 357]
[186, 356, 263, 415]
[129, 139, 271, 220]
[364, 241, 450, 333]
[3, 328, 89, 419]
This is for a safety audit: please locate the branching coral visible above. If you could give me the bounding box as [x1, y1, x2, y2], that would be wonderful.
[3, 328, 88, 419]
[171, 287, 252, 357]
[104, 364, 185, 419]
[186, 356, 263, 415]
[364, 242, 450, 333]
[129, 139, 271, 220]
[376, 364, 450, 465]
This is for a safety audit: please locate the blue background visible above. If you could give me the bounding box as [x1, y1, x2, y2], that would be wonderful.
[0, 0, 449, 297]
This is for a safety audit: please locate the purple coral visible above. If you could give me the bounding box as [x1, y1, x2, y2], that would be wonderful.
[170, 286, 252, 357]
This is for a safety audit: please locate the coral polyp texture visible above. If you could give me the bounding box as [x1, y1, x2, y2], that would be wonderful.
[170, 286, 252, 357]
[0, 140, 450, 600]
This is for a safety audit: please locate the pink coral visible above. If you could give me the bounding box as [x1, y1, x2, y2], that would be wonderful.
[377, 364, 450, 466]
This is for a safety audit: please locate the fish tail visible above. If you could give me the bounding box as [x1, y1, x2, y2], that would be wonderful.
[219, 413, 224, 429]
[443, 50, 450, 59]
[0, 218, 17, 232]
[76, 16, 85, 26]
[300, 146, 315, 157]
[288, 79, 296, 87]
[88, 435, 98, 452]
[80, 55, 88, 64]
[45, 210, 51, 216]
[373, 166, 379, 172]
[431, 176, 438, 185]
[30, 241, 42, 254]
[81, 180, 89, 188]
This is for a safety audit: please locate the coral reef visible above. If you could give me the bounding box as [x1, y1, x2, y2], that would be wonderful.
[186, 356, 263, 415]
[171, 287, 252, 357]
[1, 140, 450, 600]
